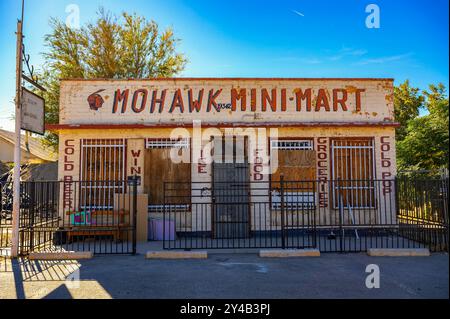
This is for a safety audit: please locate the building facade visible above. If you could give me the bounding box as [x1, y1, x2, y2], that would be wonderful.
[48, 78, 398, 240]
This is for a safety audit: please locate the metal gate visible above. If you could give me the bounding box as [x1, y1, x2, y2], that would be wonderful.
[212, 162, 250, 238]
[162, 178, 318, 250]
[1, 180, 138, 256]
[162, 178, 448, 252]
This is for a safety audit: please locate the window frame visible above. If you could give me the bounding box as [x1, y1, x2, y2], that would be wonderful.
[79, 138, 127, 210]
[145, 138, 192, 212]
[269, 138, 316, 210]
[330, 137, 376, 209]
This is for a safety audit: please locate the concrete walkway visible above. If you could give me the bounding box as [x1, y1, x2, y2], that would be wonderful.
[0, 253, 448, 299]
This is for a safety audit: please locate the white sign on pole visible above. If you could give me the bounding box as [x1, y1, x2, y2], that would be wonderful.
[21, 87, 45, 135]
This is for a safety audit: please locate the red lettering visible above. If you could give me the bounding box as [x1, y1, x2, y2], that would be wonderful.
[254, 173, 263, 181]
[315, 89, 330, 111]
[112, 89, 129, 113]
[261, 89, 277, 112]
[295, 88, 312, 111]
[169, 89, 185, 113]
[250, 89, 257, 111]
[381, 144, 390, 152]
[64, 155, 74, 164]
[65, 139, 75, 147]
[207, 89, 222, 112]
[131, 167, 141, 175]
[188, 89, 204, 113]
[231, 88, 247, 111]
[318, 161, 327, 168]
[333, 89, 348, 111]
[198, 163, 207, 174]
[280, 89, 287, 111]
[380, 136, 390, 144]
[131, 150, 141, 158]
[355, 89, 365, 112]
[150, 90, 167, 113]
[131, 89, 148, 113]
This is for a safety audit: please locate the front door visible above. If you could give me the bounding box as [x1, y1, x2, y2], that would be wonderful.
[212, 136, 250, 238]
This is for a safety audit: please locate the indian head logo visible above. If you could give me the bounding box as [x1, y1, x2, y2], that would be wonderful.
[87, 89, 105, 110]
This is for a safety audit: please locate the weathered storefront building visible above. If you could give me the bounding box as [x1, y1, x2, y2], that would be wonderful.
[47, 78, 398, 247]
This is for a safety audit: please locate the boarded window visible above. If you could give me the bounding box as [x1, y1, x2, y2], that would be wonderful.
[80, 139, 126, 209]
[144, 139, 191, 210]
[270, 140, 316, 209]
[331, 138, 375, 208]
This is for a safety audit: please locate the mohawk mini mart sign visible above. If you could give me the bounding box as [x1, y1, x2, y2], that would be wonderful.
[60, 78, 394, 125]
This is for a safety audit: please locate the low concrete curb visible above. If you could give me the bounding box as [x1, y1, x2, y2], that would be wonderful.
[367, 248, 430, 257]
[28, 251, 94, 260]
[259, 249, 320, 258]
[146, 250, 208, 259]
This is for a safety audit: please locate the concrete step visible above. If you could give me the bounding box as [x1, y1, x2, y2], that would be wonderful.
[259, 249, 320, 257]
[28, 251, 93, 260]
[367, 248, 430, 257]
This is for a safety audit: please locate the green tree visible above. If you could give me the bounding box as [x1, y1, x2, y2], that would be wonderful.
[393, 80, 424, 141]
[40, 9, 187, 150]
[397, 83, 449, 173]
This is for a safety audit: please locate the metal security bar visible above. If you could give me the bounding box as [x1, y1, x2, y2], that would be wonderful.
[331, 139, 376, 209]
[80, 139, 126, 210]
[271, 139, 313, 150]
[146, 138, 190, 149]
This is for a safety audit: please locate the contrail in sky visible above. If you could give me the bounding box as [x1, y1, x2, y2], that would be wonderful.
[292, 10, 305, 17]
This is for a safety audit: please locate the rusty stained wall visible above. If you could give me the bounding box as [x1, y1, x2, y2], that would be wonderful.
[56, 126, 397, 230]
[59, 79, 395, 125]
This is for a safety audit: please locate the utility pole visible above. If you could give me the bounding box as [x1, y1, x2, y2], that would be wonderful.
[11, 0, 25, 258]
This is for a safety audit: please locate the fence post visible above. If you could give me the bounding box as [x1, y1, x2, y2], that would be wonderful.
[394, 177, 400, 219]
[280, 174, 286, 249]
[337, 178, 344, 253]
[132, 178, 137, 255]
[29, 181, 35, 253]
[444, 177, 449, 252]
[312, 181, 317, 249]
[163, 182, 166, 249]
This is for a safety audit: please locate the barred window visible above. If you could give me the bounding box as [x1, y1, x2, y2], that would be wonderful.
[270, 140, 316, 210]
[80, 139, 126, 209]
[145, 138, 191, 211]
[331, 138, 375, 209]
[146, 138, 190, 149]
[271, 140, 313, 150]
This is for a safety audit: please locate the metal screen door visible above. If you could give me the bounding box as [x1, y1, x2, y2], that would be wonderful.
[212, 136, 250, 239]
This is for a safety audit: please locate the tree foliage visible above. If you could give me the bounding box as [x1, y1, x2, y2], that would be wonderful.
[393, 80, 424, 141]
[40, 9, 187, 149]
[396, 82, 449, 173]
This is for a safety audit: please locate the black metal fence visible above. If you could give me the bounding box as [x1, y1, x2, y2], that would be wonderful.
[161, 178, 449, 252]
[396, 177, 449, 252]
[1, 177, 448, 255]
[0, 180, 138, 256]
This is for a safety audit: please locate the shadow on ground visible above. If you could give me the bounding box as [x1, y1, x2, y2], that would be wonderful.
[0, 252, 448, 299]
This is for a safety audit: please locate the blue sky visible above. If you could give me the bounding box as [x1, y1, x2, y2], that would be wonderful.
[0, 0, 448, 130]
